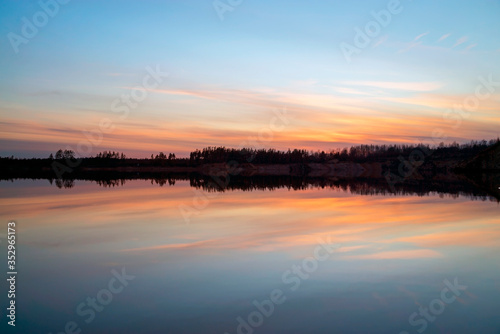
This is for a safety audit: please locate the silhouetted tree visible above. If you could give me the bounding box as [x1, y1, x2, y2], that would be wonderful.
[55, 149, 64, 159]
[63, 150, 75, 159]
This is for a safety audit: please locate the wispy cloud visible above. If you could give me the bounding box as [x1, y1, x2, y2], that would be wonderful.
[372, 35, 388, 48]
[414, 32, 429, 41]
[398, 41, 422, 53]
[465, 43, 477, 51]
[342, 249, 443, 260]
[437, 33, 451, 42]
[329, 86, 374, 96]
[453, 36, 468, 48]
[397, 32, 428, 53]
[339, 81, 443, 92]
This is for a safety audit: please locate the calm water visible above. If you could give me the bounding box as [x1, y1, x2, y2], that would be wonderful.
[0, 179, 499, 334]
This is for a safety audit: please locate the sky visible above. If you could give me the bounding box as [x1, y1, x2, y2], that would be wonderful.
[1, 0, 500, 158]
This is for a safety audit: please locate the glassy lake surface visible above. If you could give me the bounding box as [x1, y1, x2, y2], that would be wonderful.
[1, 179, 499, 334]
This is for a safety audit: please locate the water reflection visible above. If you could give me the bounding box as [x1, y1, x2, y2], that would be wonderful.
[3, 172, 499, 201]
[0, 179, 498, 333]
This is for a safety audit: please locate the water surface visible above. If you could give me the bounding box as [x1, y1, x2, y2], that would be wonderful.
[0, 179, 499, 333]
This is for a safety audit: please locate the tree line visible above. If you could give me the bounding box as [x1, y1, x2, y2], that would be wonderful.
[187, 139, 499, 164]
[2, 138, 499, 166]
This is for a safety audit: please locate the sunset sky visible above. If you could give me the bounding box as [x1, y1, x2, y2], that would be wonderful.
[1, 0, 500, 158]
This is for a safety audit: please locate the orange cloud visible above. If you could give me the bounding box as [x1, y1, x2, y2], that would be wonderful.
[342, 249, 443, 260]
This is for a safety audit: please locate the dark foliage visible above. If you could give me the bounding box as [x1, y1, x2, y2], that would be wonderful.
[188, 139, 499, 165]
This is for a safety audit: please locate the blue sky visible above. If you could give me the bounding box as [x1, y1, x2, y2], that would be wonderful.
[1, 0, 500, 157]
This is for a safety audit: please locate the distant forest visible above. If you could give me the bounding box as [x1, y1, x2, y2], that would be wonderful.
[2, 138, 499, 166]
[186, 139, 499, 164]
[1, 139, 499, 200]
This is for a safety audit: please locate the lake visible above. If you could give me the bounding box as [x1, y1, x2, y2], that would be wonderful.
[0, 178, 499, 334]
